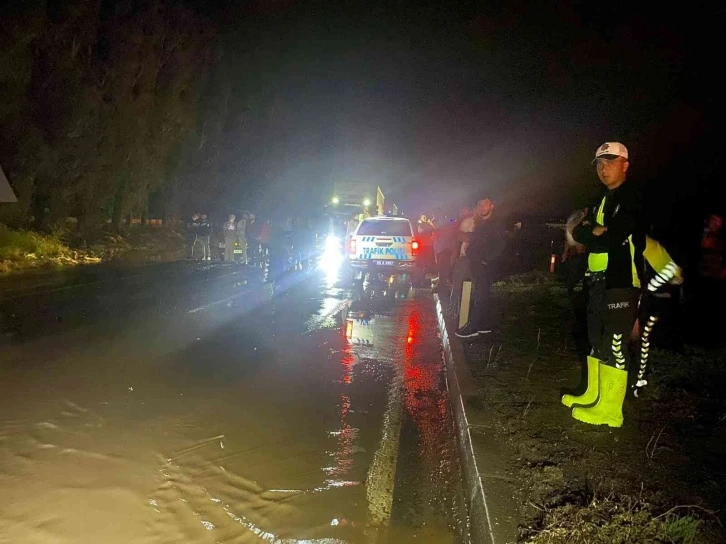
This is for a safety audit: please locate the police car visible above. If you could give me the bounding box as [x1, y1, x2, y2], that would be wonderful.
[348, 216, 420, 277]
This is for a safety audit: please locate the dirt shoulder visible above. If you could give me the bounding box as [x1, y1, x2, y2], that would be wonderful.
[459, 273, 725, 544]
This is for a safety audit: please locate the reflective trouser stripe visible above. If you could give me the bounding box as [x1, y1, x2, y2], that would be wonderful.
[637, 315, 659, 386]
[611, 333, 626, 370]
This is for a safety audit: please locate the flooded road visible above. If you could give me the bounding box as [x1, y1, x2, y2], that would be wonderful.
[0, 264, 464, 543]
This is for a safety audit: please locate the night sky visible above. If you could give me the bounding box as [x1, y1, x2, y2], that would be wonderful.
[196, 1, 723, 232]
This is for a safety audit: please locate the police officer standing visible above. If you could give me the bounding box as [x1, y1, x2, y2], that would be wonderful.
[563, 142, 643, 427]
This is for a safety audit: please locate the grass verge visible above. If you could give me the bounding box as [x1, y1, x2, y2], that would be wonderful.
[0, 223, 100, 274]
[525, 493, 712, 544]
[0, 224, 186, 275]
[459, 272, 725, 543]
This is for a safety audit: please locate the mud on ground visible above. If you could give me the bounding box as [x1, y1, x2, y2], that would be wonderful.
[460, 274, 725, 543]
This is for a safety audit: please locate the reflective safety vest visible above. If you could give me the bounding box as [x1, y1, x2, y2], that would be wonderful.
[586, 195, 680, 290]
[588, 196, 609, 273]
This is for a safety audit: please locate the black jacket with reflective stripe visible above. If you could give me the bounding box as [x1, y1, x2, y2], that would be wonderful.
[572, 181, 645, 289]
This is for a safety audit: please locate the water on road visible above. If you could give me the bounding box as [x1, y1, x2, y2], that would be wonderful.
[0, 264, 464, 543]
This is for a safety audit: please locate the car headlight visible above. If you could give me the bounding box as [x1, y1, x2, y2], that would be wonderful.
[325, 235, 339, 251]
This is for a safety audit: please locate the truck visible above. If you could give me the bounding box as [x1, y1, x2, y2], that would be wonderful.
[329, 181, 397, 218]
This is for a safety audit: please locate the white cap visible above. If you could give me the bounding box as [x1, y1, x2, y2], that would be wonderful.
[593, 142, 629, 163]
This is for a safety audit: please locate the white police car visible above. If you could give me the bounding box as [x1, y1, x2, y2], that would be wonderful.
[348, 216, 420, 277]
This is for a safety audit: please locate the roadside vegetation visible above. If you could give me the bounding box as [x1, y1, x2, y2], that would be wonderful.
[0, 223, 99, 274]
[0, 223, 185, 275]
[526, 493, 707, 544]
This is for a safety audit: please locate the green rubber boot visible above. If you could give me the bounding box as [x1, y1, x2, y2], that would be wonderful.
[571, 363, 627, 428]
[561, 356, 600, 408]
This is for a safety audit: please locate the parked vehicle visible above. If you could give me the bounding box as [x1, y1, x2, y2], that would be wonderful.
[347, 216, 424, 286]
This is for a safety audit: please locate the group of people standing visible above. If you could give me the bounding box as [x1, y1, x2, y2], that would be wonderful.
[438, 141, 685, 430]
[221, 212, 262, 264]
[187, 211, 269, 264]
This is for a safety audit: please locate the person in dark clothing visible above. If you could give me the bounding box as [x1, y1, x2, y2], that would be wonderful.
[562, 209, 589, 356]
[563, 209, 588, 299]
[455, 198, 506, 338]
[448, 206, 475, 316]
[432, 215, 454, 287]
[259, 220, 271, 261]
[631, 236, 682, 396]
[198, 214, 212, 261]
[417, 214, 435, 273]
[687, 214, 726, 346]
[267, 219, 288, 283]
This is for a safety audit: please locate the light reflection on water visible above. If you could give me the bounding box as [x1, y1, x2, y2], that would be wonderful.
[0, 277, 461, 543]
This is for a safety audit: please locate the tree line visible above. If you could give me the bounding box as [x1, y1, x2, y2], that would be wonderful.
[0, 0, 230, 232]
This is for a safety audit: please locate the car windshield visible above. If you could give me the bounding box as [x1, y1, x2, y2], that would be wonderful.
[357, 220, 412, 237]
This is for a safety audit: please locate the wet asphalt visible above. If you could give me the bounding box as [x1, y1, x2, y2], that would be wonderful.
[0, 261, 465, 543]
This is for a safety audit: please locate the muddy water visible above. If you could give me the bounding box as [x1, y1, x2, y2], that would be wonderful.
[0, 274, 463, 543]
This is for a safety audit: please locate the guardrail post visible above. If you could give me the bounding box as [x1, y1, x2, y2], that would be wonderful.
[459, 280, 472, 329]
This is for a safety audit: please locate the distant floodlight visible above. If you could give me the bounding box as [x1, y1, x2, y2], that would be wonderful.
[363, 199, 371, 207]
[331, 196, 340, 205]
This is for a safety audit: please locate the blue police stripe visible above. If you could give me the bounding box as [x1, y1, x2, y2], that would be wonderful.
[360, 236, 409, 243]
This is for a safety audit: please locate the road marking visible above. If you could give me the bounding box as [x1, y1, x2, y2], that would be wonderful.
[186, 290, 254, 314]
[365, 351, 405, 529]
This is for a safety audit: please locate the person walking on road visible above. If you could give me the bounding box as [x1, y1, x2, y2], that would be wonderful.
[455, 198, 505, 338]
[223, 214, 238, 262]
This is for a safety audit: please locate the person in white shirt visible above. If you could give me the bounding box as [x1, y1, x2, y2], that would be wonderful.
[223, 214, 238, 262]
[459, 214, 475, 257]
[236, 213, 249, 264]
